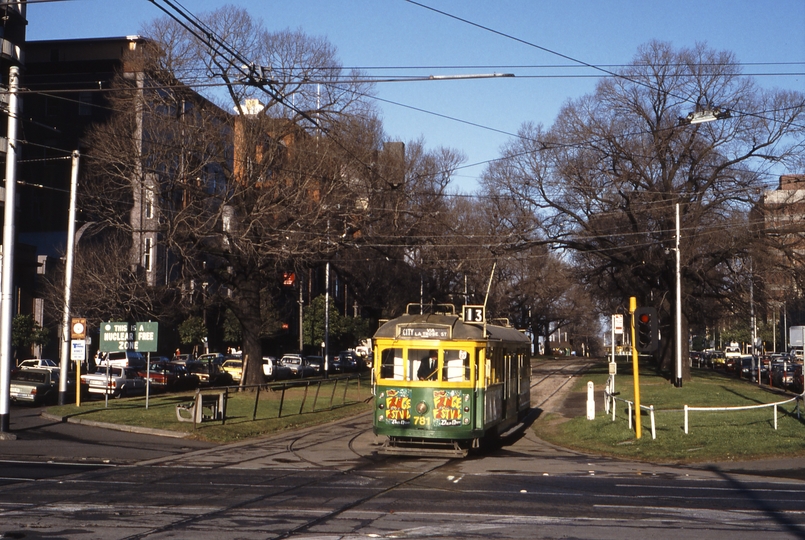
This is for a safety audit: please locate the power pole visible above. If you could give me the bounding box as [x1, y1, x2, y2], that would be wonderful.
[0, 65, 20, 433]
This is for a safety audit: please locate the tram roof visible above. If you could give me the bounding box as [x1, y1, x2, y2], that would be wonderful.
[374, 313, 530, 344]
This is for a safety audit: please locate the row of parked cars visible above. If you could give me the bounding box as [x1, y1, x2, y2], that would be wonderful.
[10, 349, 371, 405]
[691, 350, 804, 393]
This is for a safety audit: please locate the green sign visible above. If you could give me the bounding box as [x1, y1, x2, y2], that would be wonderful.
[134, 322, 159, 353]
[99, 321, 159, 353]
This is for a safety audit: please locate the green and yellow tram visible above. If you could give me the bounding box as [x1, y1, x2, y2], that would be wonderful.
[372, 304, 531, 457]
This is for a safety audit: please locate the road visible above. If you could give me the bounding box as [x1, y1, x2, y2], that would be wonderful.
[0, 359, 803, 539]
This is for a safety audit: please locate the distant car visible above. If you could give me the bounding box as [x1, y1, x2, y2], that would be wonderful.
[10, 368, 65, 405]
[771, 362, 799, 390]
[262, 356, 292, 381]
[18, 358, 60, 372]
[337, 351, 360, 373]
[280, 354, 316, 378]
[197, 353, 226, 365]
[220, 359, 243, 382]
[186, 361, 234, 387]
[306, 356, 324, 375]
[82, 367, 146, 399]
[98, 351, 146, 369]
[137, 362, 199, 391]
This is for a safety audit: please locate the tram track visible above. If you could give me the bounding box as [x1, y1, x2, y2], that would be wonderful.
[530, 359, 593, 410]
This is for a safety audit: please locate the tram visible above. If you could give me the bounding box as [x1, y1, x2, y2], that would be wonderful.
[372, 303, 532, 457]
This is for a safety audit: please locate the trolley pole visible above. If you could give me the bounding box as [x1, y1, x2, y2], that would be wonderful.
[629, 296, 642, 439]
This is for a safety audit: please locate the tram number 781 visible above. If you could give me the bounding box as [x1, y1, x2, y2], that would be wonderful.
[413, 415, 431, 427]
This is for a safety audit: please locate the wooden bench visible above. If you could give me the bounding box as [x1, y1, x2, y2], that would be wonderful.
[176, 390, 227, 423]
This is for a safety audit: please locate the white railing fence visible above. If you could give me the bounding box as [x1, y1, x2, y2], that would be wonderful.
[604, 377, 656, 440]
[684, 393, 803, 434]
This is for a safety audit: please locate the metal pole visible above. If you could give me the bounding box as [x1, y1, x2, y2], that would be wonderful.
[324, 261, 330, 378]
[675, 203, 683, 387]
[0, 66, 20, 432]
[59, 151, 80, 405]
[298, 275, 303, 352]
[630, 297, 642, 439]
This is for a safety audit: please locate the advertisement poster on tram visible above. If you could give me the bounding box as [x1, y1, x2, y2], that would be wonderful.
[432, 389, 464, 427]
[384, 388, 411, 426]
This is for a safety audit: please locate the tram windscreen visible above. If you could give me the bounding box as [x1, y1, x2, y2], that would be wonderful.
[380, 348, 404, 380]
[442, 349, 471, 382]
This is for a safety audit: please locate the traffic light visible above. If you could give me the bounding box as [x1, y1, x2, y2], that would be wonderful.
[633, 307, 658, 353]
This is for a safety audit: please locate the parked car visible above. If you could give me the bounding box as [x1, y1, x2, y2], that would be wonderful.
[306, 356, 324, 375]
[171, 353, 194, 365]
[185, 361, 234, 387]
[737, 355, 754, 378]
[137, 362, 199, 392]
[771, 362, 800, 391]
[792, 364, 804, 393]
[197, 353, 226, 365]
[280, 354, 316, 378]
[17, 358, 60, 372]
[10, 368, 66, 405]
[98, 351, 146, 369]
[337, 351, 360, 373]
[81, 367, 147, 398]
[220, 359, 243, 382]
[262, 356, 292, 381]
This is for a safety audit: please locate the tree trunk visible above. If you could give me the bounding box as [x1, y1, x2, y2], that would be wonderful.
[232, 276, 264, 387]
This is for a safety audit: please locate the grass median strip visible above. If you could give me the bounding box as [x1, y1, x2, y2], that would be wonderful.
[536, 360, 805, 463]
[46, 378, 373, 443]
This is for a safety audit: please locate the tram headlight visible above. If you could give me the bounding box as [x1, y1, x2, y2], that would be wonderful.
[415, 401, 428, 414]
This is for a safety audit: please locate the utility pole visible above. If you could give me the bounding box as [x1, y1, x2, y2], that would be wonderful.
[59, 151, 80, 405]
[0, 65, 20, 433]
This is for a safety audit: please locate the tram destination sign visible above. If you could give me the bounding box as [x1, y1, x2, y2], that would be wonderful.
[396, 323, 451, 340]
[99, 321, 159, 352]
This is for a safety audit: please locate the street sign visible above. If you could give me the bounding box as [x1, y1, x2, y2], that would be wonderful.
[71, 318, 87, 340]
[71, 339, 86, 361]
[134, 322, 159, 353]
[613, 314, 624, 334]
[99, 321, 159, 352]
[100, 321, 135, 352]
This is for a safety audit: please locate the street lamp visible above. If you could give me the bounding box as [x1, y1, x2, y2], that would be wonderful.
[678, 107, 731, 126]
[672, 105, 731, 387]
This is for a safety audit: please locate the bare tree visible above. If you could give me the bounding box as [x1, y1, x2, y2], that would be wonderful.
[483, 41, 805, 378]
[78, 7, 379, 384]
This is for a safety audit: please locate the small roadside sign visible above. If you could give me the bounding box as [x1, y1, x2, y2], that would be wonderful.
[613, 314, 624, 334]
[71, 339, 86, 361]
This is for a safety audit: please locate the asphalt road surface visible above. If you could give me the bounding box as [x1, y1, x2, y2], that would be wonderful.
[0, 359, 803, 539]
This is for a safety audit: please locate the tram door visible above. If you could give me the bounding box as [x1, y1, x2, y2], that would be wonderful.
[505, 352, 518, 421]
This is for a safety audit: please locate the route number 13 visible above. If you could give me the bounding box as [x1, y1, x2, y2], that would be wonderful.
[463, 305, 485, 323]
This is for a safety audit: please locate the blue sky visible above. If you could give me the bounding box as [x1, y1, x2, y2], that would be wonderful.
[28, 0, 805, 191]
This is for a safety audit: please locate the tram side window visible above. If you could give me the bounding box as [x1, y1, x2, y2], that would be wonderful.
[443, 349, 471, 382]
[489, 349, 504, 384]
[380, 348, 404, 380]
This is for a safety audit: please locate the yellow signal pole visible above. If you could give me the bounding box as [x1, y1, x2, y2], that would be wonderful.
[630, 296, 642, 439]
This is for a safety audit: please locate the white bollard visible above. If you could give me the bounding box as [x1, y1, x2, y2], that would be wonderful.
[587, 381, 595, 420]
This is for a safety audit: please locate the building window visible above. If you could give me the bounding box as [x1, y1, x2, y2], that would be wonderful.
[78, 92, 92, 116]
[46, 97, 59, 117]
[143, 237, 153, 272]
[145, 189, 155, 219]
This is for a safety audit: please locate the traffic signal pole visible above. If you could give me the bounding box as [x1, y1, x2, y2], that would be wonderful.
[629, 297, 642, 439]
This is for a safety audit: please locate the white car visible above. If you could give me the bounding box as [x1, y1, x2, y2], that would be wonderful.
[18, 358, 60, 372]
[262, 356, 292, 381]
